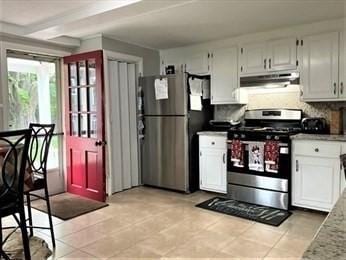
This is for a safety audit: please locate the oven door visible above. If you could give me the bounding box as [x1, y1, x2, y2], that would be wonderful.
[227, 140, 290, 180]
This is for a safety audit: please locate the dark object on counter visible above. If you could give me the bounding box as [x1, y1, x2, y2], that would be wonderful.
[165, 65, 175, 75]
[196, 197, 291, 226]
[301, 117, 328, 134]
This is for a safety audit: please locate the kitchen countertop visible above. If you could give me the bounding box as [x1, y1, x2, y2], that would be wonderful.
[303, 188, 346, 260]
[197, 131, 227, 136]
[291, 133, 346, 142]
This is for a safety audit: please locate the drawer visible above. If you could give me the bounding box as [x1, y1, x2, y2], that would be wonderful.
[199, 135, 226, 149]
[293, 140, 341, 158]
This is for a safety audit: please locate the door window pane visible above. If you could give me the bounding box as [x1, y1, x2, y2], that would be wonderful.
[79, 87, 88, 112]
[71, 113, 79, 136]
[78, 61, 87, 86]
[90, 114, 97, 139]
[69, 63, 77, 86]
[89, 87, 96, 112]
[70, 88, 78, 112]
[88, 59, 96, 85]
[80, 114, 88, 137]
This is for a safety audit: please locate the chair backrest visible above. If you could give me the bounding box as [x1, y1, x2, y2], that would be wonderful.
[0, 129, 31, 203]
[28, 123, 55, 176]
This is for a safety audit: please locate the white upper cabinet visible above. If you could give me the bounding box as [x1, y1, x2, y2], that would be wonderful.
[301, 32, 340, 101]
[185, 52, 210, 75]
[268, 38, 297, 71]
[339, 32, 346, 99]
[239, 38, 297, 76]
[210, 47, 246, 104]
[239, 42, 267, 75]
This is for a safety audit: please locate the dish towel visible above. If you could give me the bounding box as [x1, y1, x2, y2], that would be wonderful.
[248, 142, 264, 172]
[230, 139, 244, 168]
[264, 141, 280, 173]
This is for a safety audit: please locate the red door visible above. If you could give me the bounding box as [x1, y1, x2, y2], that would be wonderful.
[64, 50, 106, 202]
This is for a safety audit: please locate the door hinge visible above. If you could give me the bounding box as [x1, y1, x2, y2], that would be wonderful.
[240, 47, 243, 54]
[200, 151, 202, 156]
[300, 40, 303, 46]
[296, 60, 299, 66]
[208, 53, 210, 58]
[240, 66, 243, 72]
[296, 39, 299, 46]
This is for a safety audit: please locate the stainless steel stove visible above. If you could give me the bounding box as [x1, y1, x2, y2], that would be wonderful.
[227, 109, 302, 210]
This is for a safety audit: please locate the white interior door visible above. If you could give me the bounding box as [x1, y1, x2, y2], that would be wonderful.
[108, 60, 139, 193]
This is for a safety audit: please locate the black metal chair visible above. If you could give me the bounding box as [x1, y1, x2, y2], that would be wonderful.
[0, 129, 32, 260]
[25, 123, 56, 248]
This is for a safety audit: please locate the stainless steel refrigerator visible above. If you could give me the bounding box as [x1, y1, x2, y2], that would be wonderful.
[140, 73, 212, 193]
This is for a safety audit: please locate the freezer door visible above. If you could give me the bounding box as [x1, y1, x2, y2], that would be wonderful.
[142, 116, 189, 191]
[141, 73, 187, 116]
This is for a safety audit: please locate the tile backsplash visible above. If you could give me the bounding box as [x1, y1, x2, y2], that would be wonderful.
[214, 88, 346, 125]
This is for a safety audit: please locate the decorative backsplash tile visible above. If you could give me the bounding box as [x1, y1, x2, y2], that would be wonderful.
[214, 89, 346, 125]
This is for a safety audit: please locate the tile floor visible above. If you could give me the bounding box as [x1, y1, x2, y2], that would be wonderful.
[3, 186, 327, 259]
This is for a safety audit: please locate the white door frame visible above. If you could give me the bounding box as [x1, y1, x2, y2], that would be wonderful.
[103, 50, 143, 195]
[0, 40, 70, 194]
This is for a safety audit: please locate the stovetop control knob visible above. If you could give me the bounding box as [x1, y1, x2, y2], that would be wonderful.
[234, 134, 239, 138]
[241, 134, 246, 139]
[266, 135, 271, 140]
[274, 136, 280, 140]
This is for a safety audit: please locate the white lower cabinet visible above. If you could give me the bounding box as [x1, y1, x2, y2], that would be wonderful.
[292, 140, 342, 212]
[199, 135, 227, 193]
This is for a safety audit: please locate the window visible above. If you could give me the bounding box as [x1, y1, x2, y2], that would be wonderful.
[7, 52, 62, 170]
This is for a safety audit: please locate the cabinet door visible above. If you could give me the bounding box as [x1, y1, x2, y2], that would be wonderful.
[199, 148, 227, 193]
[239, 42, 267, 75]
[339, 32, 346, 99]
[301, 32, 339, 100]
[267, 38, 297, 71]
[293, 155, 340, 211]
[185, 52, 210, 75]
[210, 47, 239, 104]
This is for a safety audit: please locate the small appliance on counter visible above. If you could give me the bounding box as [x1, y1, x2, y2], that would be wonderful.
[301, 117, 329, 134]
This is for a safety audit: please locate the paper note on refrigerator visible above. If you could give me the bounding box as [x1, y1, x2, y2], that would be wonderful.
[154, 78, 168, 100]
[189, 78, 203, 96]
[190, 95, 202, 111]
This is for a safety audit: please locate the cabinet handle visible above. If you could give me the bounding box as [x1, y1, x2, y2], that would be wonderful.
[269, 58, 271, 69]
[296, 160, 299, 172]
[264, 58, 267, 69]
[223, 153, 226, 164]
[334, 82, 337, 95]
[341, 82, 344, 95]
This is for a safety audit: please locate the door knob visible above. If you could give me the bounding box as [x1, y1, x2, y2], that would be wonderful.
[95, 140, 107, 146]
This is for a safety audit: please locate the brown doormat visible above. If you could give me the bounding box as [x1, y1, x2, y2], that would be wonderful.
[31, 193, 108, 220]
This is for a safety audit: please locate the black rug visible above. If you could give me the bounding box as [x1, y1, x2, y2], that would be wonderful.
[196, 197, 291, 226]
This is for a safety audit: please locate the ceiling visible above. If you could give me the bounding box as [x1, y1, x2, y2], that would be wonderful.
[0, 0, 345, 50]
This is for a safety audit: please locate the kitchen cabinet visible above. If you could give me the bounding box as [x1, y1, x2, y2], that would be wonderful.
[239, 42, 267, 75]
[199, 135, 227, 193]
[267, 38, 297, 71]
[301, 32, 341, 101]
[185, 51, 210, 75]
[210, 47, 247, 104]
[292, 140, 342, 212]
[239, 37, 297, 75]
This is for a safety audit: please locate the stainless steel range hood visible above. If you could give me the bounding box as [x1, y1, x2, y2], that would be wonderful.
[240, 71, 299, 88]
